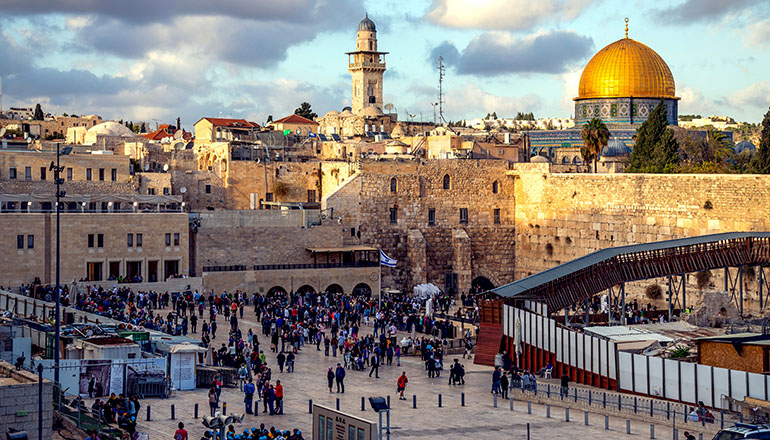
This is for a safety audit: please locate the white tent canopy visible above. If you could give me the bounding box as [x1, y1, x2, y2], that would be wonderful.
[412, 283, 441, 299]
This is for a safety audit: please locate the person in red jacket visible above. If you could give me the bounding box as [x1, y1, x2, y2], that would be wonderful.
[274, 380, 284, 414]
[396, 372, 408, 400]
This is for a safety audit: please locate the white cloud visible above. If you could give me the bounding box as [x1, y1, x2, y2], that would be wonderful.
[744, 19, 770, 49]
[677, 85, 720, 116]
[728, 81, 770, 109]
[442, 82, 542, 118]
[425, 0, 596, 30]
[558, 68, 582, 116]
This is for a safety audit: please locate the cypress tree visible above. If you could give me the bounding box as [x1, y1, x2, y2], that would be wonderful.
[628, 100, 677, 172]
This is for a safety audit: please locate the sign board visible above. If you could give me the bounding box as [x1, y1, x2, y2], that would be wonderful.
[312, 404, 375, 440]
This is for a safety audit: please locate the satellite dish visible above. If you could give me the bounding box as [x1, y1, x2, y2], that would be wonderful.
[384, 103, 394, 112]
[254, 157, 261, 164]
[173, 141, 184, 150]
[174, 130, 183, 140]
[179, 186, 187, 194]
[163, 163, 169, 172]
[0, 128, 6, 137]
[144, 163, 150, 171]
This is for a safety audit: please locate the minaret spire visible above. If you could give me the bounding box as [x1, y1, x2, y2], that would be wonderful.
[625, 17, 629, 38]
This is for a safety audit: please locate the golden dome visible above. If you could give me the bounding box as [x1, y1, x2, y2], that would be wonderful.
[577, 37, 677, 100]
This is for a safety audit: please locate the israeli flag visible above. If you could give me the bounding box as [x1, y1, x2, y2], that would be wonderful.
[380, 249, 397, 267]
[308, 132, 317, 138]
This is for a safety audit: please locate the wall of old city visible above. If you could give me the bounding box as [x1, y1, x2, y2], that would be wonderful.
[225, 161, 321, 209]
[0, 213, 189, 286]
[324, 159, 517, 293]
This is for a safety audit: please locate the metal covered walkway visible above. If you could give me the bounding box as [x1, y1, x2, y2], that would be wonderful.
[490, 232, 770, 315]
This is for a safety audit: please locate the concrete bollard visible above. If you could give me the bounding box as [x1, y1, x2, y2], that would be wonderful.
[634, 397, 638, 414]
[223, 402, 227, 415]
[309, 399, 313, 414]
[509, 398, 514, 411]
[194, 403, 199, 419]
[626, 419, 631, 435]
[547, 404, 551, 418]
[438, 394, 442, 408]
[493, 394, 497, 408]
[147, 405, 151, 421]
[413, 395, 417, 409]
[584, 411, 589, 426]
[698, 435, 703, 440]
[528, 401, 532, 414]
[603, 392, 607, 409]
[673, 428, 679, 439]
[565, 407, 570, 422]
[387, 395, 390, 408]
[605, 415, 609, 430]
[650, 424, 655, 439]
[361, 397, 365, 411]
[527, 423, 530, 440]
[171, 404, 175, 420]
[336, 398, 340, 411]
[461, 393, 465, 407]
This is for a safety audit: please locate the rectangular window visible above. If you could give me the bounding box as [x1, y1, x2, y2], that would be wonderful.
[99, 168, 105, 181]
[17, 235, 24, 250]
[9, 168, 16, 179]
[165, 233, 171, 247]
[350, 227, 356, 237]
[136, 233, 142, 248]
[494, 208, 501, 224]
[111, 168, 117, 181]
[428, 208, 436, 226]
[307, 189, 316, 203]
[389, 207, 397, 224]
[147, 188, 155, 195]
[205, 184, 211, 194]
[67, 168, 73, 180]
[40, 167, 46, 180]
[459, 208, 468, 224]
[88, 234, 94, 248]
[27, 235, 34, 249]
[127, 233, 133, 247]
[265, 193, 274, 202]
[163, 187, 170, 195]
[97, 233, 104, 248]
[25, 167, 31, 180]
[173, 232, 180, 246]
[86, 168, 92, 181]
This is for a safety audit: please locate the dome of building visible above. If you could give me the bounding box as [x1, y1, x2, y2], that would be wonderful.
[531, 155, 551, 163]
[735, 140, 756, 154]
[362, 106, 384, 118]
[358, 14, 376, 32]
[600, 137, 632, 157]
[578, 37, 676, 100]
[324, 110, 340, 117]
[84, 121, 136, 144]
[340, 108, 354, 117]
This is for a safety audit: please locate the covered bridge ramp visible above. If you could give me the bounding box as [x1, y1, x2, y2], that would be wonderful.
[490, 232, 770, 315]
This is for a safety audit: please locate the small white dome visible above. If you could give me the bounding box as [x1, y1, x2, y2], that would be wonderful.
[531, 155, 551, 163]
[84, 121, 135, 144]
[324, 110, 340, 117]
[362, 106, 384, 118]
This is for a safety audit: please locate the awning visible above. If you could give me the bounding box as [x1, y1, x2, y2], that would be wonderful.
[306, 245, 378, 253]
[0, 193, 182, 204]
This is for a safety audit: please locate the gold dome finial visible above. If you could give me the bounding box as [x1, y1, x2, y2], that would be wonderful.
[625, 17, 629, 38]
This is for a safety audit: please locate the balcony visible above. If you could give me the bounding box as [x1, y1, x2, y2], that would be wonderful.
[202, 260, 379, 272]
[348, 62, 386, 70]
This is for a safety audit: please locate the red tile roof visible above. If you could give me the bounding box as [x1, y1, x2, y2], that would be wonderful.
[143, 124, 192, 141]
[272, 114, 318, 125]
[201, 117, 260, 128]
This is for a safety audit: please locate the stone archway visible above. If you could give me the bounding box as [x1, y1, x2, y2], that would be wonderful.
[296, 285, 316, 295]
[325, 284, 344, 294]
[471, 276, 496, 292]
[352, 283, 372, 297]
[267, 286, 287, 297]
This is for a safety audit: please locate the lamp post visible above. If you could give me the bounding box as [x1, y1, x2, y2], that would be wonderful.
[52, 143, 66, 400]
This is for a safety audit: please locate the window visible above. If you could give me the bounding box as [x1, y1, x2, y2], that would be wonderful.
[494, 208, 501, 224]
[492, 181, 499, 194]
[265, 193, 274, 202]
[459, 208, 468, 224]
[147, 188, 155, 195]
[67, 168, 72, 180]
[173, 233, 180, 246]
[99, 168, 104, 181]
[40, 167, 46, 180]
[9, 168, 16, 179]
[205, 184, 212, 194]
[17, 235, 24, 250]
[27, 235, 34, 249]
[163, 187, 170, 195]
[88, 234, 95, 248]
[498, 149, 505, 155]
[390, 177, 397, 193]
[86, 168, 92, 181]
[428, 208, 436, 226]
[442, 174, 450, 189]
[165, 233, 171, 247]
[127, 233, 133, 247]
[307, 189, 316, 203]
[25, 167, 31, 180]
[136, 233, 142, 248]
[350, 227, 356, 237]
[111, 168, 117, 181]
[389, 207, 397, 224]
[97, 233, 104, 248]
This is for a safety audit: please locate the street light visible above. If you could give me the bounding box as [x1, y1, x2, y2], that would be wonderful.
[51, 143, 69, 406]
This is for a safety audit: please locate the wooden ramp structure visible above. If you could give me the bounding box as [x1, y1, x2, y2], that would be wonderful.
[474, 299, 504, 366]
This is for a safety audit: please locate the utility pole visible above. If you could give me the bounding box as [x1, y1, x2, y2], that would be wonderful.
[52, 143, 65, 396]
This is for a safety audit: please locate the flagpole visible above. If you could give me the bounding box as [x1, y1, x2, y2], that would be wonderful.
[378, 249, 382, 312]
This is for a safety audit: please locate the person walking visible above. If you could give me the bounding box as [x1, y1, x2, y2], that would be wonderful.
[174, 422, 188, 440]
[335, 363, 346, 393]
[369, 353, 379, 378]
[396, 372, 408, 400]
[274, 380, 284, 415]
[277, 351, 286, 373]
[238, 363, 248, 391]
[395, 345, 401, 366]
[190, 314, 198, 334]
[491, 367, 502, 395]
[500, 372, 509, 399]
[326, 367, 335, 393]
[560, 373, 570, 398]
[243, 379, 255, 415]
[208, 387, 217, 417]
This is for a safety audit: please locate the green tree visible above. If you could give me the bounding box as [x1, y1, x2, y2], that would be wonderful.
[750, 107, 770, 173]
[580, 117, 610, 173]
[628, 100, 679, 172]
[491, 112, 498, 119]
[33, 103, 44, 120]
[140, 122, 146, 133]
[294, 102, 317, 120]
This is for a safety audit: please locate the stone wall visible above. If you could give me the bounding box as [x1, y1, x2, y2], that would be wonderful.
[226, 161, 321, 209]
[0, 360, 53, 439]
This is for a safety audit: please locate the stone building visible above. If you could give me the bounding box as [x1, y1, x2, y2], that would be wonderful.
[0, 360, 52, 439]
[347, 14, 387, 116]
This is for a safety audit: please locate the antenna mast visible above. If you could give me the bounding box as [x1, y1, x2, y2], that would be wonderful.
[437, 56, 445, 124]
[0, 76, 3, 114]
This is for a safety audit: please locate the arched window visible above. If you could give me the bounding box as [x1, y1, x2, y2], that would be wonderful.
[492, 180, 499, 194]
[443, 174, 450, 190]
[390, 177, 397, 193]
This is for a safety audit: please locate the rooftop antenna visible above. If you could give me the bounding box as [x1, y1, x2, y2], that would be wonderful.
[437, 55, 446, 124]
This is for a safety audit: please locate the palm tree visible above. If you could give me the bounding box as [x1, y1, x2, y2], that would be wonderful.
[705, 128, 734, 164]
[581, 118, 610, 173]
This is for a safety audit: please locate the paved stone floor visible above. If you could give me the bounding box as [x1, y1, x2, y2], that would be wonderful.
[129, 316, 714, 439]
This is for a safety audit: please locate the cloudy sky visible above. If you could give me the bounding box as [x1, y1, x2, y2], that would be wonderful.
[1, 0, 769, 128]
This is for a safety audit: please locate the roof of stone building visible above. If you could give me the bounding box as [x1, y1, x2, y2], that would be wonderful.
[272, 114, 319, 125]
[530, 155, 550, 163]
[198, 117, 260, 128]
[358, 14, 376, 32]
[735, 140, 756, 154]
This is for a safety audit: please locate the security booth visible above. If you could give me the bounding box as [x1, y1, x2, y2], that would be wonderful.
[312, 404, 375, 440]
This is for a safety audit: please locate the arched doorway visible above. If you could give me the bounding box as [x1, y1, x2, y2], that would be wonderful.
[472, 276, 495, 292]
[325, 284, 344, 294]
[352, 283, 372, 297]
[266, 286, 287, 297]
[296, 285, 316, 295]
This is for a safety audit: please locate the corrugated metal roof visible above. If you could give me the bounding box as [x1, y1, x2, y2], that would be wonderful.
[491, 232, 770, 299]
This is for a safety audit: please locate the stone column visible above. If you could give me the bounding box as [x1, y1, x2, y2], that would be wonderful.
[452, 229, 472, 294]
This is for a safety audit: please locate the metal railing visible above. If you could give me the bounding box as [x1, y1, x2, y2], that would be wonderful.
[202, 261, 379, 272]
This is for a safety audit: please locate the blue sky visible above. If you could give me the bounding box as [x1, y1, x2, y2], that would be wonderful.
[1, 0, 769, 128]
